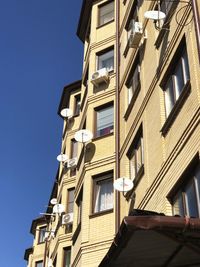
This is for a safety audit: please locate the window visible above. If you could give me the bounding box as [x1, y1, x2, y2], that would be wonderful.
[172, 164, 200, 218]
[93, 172, 113, 213]
[36, 261, 43, 267]
[74, 94, 81, 116]
[70, 139, 78, 159]
[126, 2, 138, 43]
[77, 189, 83, 226]
[127, 62, 140, 105]
[95, 103, 114, 138]
[98, 1, 114, 27]
[67, 188, 75, 213]
[127, 126, 144, 184]
[97, 48, 114, 72]
[163, 46, 190, 117]
[63, 248, 71, 267]
[38, 226, 47, 244]
[160, 0, 173, 17]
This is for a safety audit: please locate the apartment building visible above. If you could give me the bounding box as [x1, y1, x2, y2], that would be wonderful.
[24, 0, 200, 266]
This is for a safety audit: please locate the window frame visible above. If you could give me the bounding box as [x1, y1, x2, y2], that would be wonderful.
[124, 54, 141, 120]
[74, 94, 81, 117]
[98, 0, 114, 28]
[92, 171, 114, 215]
[94, 102, 114, 139]
[63, 247, 71, 267]
[127, 126, 144, 188]
[35, 261, 43, 267]
[97, 47, 114, 72]
[169, 160, 200, 218]
[160, 40, 191, 136]
[38, 226, 47, 244]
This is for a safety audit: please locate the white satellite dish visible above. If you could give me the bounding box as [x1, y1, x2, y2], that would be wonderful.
[53, 204, 65, 215]
[113, 177, 134, 194]
[60, 108, 73, 118]
[74, 129, 93, 143]
[57, 154, 68, 162]
[144, 10, 166, 20]
[50, 198, 57, 205]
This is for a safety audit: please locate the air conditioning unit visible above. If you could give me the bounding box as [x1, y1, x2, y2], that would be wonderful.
[47, 259, 53, 267]
[91, 68, 109, 86]
[62, 213, 73, 225]
[128, 20, 143, 48]
[67, 157, 77, 169]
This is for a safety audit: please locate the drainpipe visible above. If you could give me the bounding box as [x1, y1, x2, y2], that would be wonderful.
[191, 0, 200, 64]
[115, 0, 120, 234]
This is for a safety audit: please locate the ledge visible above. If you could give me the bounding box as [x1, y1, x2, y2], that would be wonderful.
[96, 19, 114, 30]
[89, 208, 113, 219]
[93, 132, 114, 141]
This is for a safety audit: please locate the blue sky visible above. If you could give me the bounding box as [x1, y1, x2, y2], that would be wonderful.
[0, 1, 83, 266]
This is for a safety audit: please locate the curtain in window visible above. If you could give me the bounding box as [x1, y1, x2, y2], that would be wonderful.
[97, 105, 113, 137]
[94, 179, 113, 212]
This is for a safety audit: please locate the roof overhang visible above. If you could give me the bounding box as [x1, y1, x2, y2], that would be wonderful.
[99, 213, 200, 267]
[57, 80, 81, 118]
[24, 247, 33, 261]
[30, 216, 47, 235]
[77, 0, 93, 42]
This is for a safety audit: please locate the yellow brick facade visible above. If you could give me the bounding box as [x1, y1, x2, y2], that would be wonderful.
[25, 1, 200, 267]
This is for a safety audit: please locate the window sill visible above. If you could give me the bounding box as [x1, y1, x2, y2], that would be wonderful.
[96, 19, 114, 30]
[125, 164, 144, 200]
[93, 132, 114, 141]
[124, 83, 141, 121]
[89, 208, 113, 219]
[161, 80, 191, 137]
[72, 223, 81, 245]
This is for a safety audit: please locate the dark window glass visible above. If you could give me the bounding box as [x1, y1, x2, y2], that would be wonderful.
[63, 248, 71, 267]
[36, 261, 43, 267]
[172, 164, 200, 218]
[74, 95, 81, 116]
[38, 226, 47, 244]
[67, 188, 75, 213]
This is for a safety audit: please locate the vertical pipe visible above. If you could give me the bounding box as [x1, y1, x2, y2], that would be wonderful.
[115, 0, 120, 234]
[191, 0, 200, 64]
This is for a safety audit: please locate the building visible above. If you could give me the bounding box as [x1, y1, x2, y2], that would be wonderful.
[24, 0, 200, 266]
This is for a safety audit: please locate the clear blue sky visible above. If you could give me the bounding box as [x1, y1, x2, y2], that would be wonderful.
[0, 1, 83, 266]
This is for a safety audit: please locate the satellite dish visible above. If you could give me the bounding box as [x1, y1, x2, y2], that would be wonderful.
[144, 10, 166, 20]
[74, 129, 93, 143]
[50, 198, 57, 205]
[57, 154, 68, 162]
[113, 177, 134, 193]
[53, 204, 65, 215]
[60, 108, 73, 118]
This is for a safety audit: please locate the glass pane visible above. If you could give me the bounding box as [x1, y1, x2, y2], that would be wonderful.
[95, 178, 113, 212]
[195, 165, 200, 206]
[98, 50, 114, 71]
[71, 140, 78, 158]
[36, 261, 43, 267]
[182, 48, 190, 82]
[67, 189, 74, 213]
[172, 192, 184, 216]
[185, 181, 198, 217]
[99, 2, 114, 25]
[39, 227, 46, 243]
[174, 60, 184, 98]
[165, 77, 175, 117]
[136, 139, 142, 172]
[97, 105, 114, 137]
[64, 248, 71, 267]
[130, 153, 136, 180]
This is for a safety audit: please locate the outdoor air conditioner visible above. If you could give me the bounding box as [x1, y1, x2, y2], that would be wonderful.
[67, 157, 77, 169]
[62, 213, 73, 225]
[128, 20, 143, 48]
[91, 68, 109, 86]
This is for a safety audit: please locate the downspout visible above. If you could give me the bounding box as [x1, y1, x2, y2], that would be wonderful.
[115, 0, 120, 234]
[191, 0, 200, 64]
